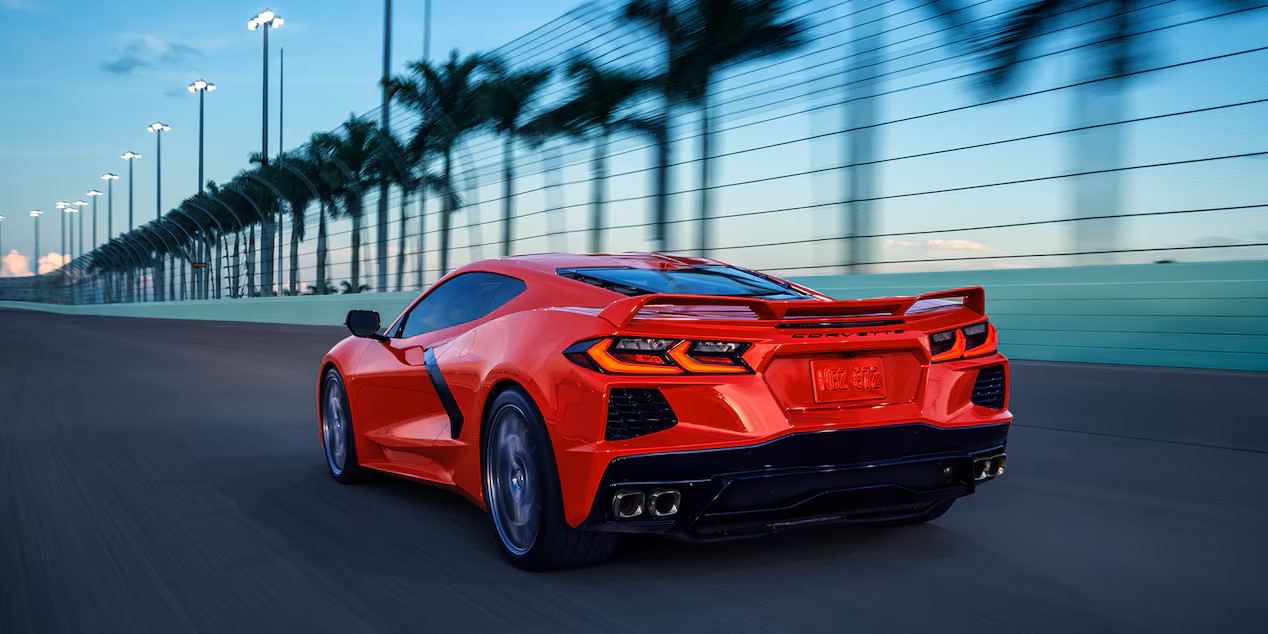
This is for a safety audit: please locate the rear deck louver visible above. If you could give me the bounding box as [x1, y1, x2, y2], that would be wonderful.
[606, 388, 677, 440]
[971, 365, 1007, 409]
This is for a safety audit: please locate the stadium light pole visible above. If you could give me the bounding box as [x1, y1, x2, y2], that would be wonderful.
[87, 190, 103, 251]
[29, 210, 41, 276]
[72, 200, 88, 259]
[56, 201, 69, 268]
[101, 173, 119, 239]
[0, 215, 5, 260]
[188, 80, 216, 192]
[122, 152, 141, 230]
[248, 10, 283, 166]
[147, 123, 171, 222]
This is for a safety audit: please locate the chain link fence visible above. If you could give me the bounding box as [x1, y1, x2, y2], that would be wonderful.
[4, 0, 1266, 304]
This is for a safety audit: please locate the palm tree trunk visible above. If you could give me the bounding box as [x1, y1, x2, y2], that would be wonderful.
[396, 190, 408, 291]
[317, 203, 329, 294]
[545, 144, 565, 252]
[590, 130, 609, 254]
[259, 213, 273, 295]
[377, 181, 389, 294]
[697, 92, 712, 256]
[441, 149, 453, 275]
[247, 227, 257, 297]
[843, 5, 881, 273]
[416, 188, 426, 288]
[351, 198, 362, 292]
[651, 114, 670, 252]
[232, 233, 240, 298]
[289, 218, 299, 295]
[180, 255, 187, 300]
[501, 136, 515, 256]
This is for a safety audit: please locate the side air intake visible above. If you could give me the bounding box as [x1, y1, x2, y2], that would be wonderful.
[971, 365, 1007, 409]
[606, 388, 677, 440]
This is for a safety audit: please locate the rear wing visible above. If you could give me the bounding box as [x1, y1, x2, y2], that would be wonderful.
[598, 287, 985, 328]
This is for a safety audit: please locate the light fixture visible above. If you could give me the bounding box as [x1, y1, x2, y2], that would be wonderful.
[122, 151, 142, 160]
[248, 9, 282, 30]
[147, 122, 171, 133]
[101, 172, 119, 181]
[187, 79, 216, 93]
[87, 190, 103, 197]
[29, 210, 42, 217]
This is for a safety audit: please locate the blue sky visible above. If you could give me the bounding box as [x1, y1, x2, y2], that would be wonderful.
[1, 0, 1265, 283]
[0, 0, 577, 275]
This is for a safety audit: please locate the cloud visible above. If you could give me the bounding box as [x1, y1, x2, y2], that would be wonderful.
[1, 0, 37, 13]
[38, 252, 68, 274]
[101, 35, 203, 75]
[1, 249, 31, 277]
[884, 238, 993, 253]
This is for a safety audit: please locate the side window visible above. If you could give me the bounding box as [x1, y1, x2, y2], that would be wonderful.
[398, 272, 527, 338]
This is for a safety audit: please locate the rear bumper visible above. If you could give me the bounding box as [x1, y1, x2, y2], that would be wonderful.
[578, 422, 1009, 539]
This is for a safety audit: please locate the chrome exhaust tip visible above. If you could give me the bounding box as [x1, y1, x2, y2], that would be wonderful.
[648, 489, 681, 518]
[990, 454, 1007, 477]
[973, 458, 990, 481]
[612, 490, 645, 519]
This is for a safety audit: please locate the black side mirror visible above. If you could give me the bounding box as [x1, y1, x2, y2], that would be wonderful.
[345, 310, 387, 341]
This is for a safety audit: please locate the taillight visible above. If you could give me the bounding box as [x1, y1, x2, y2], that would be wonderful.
[565, 337, 751, 375]
[929, 321, 997, 362]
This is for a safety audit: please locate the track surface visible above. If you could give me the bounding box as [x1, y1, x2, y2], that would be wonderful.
[1, 309, 1265, 633]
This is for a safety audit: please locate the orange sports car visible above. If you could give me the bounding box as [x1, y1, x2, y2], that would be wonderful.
[319, 253, 1011, 570]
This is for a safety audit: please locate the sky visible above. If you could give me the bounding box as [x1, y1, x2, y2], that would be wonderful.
[0, 0, 578, 276]
[0, 0, 1265, 285]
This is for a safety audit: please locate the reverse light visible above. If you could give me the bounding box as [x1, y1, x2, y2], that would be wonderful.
[566, 337, 751, 375]
[929, 321, 997, 362]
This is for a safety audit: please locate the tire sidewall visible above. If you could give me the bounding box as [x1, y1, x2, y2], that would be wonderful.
[482, 388, 566, 567]
[321, 368, 362, 483]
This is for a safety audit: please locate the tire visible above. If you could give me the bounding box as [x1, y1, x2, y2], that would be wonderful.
[862, 498, 955, 527]
[482, 387, 618, 571]
[320, 368, 370, 484]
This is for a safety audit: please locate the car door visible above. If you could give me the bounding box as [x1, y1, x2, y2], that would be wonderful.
[351, 272, 528, 462]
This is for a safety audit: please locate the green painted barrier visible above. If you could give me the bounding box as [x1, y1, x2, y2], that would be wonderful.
[2, 261, 1265, 371]
[797, 260, 1268, 371]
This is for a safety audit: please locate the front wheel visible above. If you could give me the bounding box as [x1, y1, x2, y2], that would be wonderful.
[482, 388, 617, 571]
[321, 368, 369, 484]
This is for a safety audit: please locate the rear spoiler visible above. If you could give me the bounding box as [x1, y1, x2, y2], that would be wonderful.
[598, 287, 985, 328]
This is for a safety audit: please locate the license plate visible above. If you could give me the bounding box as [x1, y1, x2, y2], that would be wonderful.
[810, 357, 886, 403]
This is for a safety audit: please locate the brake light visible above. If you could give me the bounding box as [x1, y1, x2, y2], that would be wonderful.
[964, 322, 998, 357]
[565, 337, 751, 375]
[929, 321, 997, 362]
[667, 341, 747, 374]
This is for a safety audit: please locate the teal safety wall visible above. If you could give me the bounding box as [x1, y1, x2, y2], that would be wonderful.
[3, 261, 1265, 371]
[796, 260, 1268, 372]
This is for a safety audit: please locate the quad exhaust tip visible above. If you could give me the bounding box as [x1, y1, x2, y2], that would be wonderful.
[613, 488, 681, 519]
[613, 490, 645, 519]
[973, 453, 1007, 481]
[649, 489, 681, 518]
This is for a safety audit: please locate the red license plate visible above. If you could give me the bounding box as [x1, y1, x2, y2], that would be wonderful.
[810, 357, 886, 403]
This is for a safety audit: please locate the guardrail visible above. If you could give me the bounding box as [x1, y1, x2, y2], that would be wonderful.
[3, 260, 1263, 371]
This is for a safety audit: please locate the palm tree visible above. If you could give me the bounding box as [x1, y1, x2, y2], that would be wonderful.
[978, 0, 1243, 263]
[313, 116, 382, 292]
[678, 0, 805, 254]
[259, 149, 319, 295]
[476, 59, 552, 256]
[389, 50, 490, 275]
[540, 56, 649, 253]
[301, 135, 343, 294]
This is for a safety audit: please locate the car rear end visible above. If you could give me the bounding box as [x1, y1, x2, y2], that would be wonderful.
[555, 286, 1011, 539]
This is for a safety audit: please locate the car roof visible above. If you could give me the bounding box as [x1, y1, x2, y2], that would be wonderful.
[474, 252, 728, 275]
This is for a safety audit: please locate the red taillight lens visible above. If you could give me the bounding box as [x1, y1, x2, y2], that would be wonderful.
[566, 337, 751, 375]
[930, 321, 997, 362]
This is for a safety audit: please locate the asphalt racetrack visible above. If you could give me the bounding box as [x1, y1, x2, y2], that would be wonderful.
[2, 308, 1265, 632]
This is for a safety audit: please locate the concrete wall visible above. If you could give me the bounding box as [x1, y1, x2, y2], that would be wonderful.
[797, 260, 1268, 372]
[3, 260, 1265, 371]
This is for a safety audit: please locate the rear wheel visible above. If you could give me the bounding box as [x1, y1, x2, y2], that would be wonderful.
[321, 368, 369, 484]
[482, 388, 617, 571]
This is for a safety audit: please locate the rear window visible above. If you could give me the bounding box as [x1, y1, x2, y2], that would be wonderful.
[558, 266, 810, 300]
